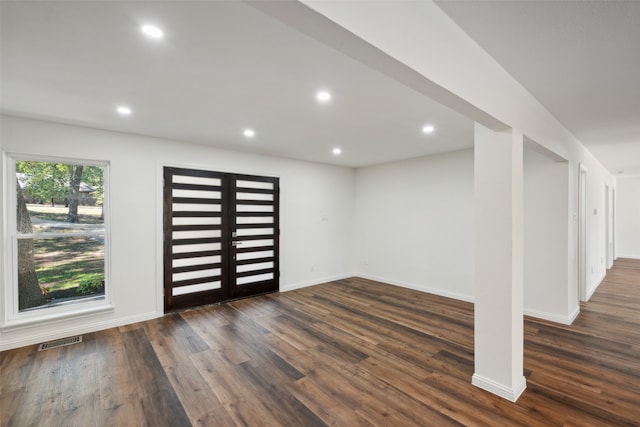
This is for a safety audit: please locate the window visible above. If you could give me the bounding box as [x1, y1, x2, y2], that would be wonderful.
[7, 156, 109, 321]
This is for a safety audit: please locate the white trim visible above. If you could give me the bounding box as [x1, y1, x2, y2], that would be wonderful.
[524, 306, 579, 325]
[155, 162, 165, 315]
[157, 159, 282, 182]
[3, 154, 112, 325]
[2, 301, 114, 330]
[472, 373, 527, 402]
[280, 273, 355, 292]
[605, 184, 612, 269]
[0, 151, 6, 330]
[578, 163, 588, 302]
[567, 305, 580, 324]
[585, 270, 606, 302]
[356, 273, 474, 303]
[612, 188, 616, 264]
[615, 254, 640, 260]
[0, 311, 160, 351]
[4, 151, 109, 168]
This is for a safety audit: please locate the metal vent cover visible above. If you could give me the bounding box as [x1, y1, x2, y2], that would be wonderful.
[38, 335, 82, 351]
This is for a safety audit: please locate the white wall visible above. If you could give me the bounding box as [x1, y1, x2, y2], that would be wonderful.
[1, 2, 623, 349]
[0, 115, 355, 350]
[616, 176, 640, 259]
[0, 114, 619, 351]
[300, 0, 615, 306]
[523, 149, 573, 323]
[353, 149, 474, 301]
[352, 142, 609, 325]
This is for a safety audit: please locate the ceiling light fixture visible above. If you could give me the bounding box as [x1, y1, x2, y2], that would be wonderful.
[243, 129, 255, 138]
[332, 147, 342, 155]
[141, 24, 164, 39]
[422, 125, 435, 134]
[116, 106, 132, 116]
[317, 91, 332, 102]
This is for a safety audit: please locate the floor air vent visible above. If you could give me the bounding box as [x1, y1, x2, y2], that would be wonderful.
[38, 335, 82, 351]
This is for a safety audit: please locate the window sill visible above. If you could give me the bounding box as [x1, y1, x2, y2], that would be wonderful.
[1, 301, 115, 331]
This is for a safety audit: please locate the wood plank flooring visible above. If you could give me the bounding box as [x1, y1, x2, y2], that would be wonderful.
[1, 259, 639, 426]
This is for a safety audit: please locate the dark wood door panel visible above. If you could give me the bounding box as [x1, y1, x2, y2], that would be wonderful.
[229, 174, 279, 300]
[164, 167, 279, 312]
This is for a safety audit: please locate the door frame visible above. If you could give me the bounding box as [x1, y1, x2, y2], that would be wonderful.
[612, 188, 616, 263]
[578, 164, 588, 302]
[605, 184, 613, 269]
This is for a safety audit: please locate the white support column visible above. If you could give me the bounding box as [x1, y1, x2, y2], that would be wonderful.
[472, 122, 526, 402]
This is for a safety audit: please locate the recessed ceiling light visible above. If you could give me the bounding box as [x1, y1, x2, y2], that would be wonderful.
[422, 125, 435, 134]
[618, 170, 625, 174]
[243, 129, 255, 138]
[116, 106, 132, 116]
[141, 24, 164, 39]
[332, 147, 342, 155]
[317, 91, 332, 102]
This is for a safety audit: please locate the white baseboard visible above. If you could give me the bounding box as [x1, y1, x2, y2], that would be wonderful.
[0, 311, 161, 351]
[472, 373, 527, 402]
[524, 306, 579, 325]
[1, 273, 357, 350]
[356, 273, 474, 303]
[566, 305, 580, 324]
[280, 273, 355, 292]
[615, 254, 640, 260]
[584, 270, 607, 302]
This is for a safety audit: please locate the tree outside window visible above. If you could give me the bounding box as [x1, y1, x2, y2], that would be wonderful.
[15, 159, 106, 311]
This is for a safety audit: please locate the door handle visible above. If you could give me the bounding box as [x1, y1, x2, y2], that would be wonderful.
[231, 241, 242, 247]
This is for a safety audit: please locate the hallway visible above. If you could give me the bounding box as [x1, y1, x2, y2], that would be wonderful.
[1, 260, 639, 426]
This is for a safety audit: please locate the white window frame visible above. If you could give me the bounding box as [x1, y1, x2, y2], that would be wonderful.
[2, 153, 113, 328]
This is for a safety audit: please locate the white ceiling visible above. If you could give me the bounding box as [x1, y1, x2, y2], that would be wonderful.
[2, 1, 638, 175]
[0, 1, 473, 168]
[436, 0, 640, 177]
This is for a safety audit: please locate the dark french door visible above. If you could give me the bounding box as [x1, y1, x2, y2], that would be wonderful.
[163, 167, 279, 312]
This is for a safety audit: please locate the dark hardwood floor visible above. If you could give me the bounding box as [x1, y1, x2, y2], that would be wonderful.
[1, 259, 639, 426]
